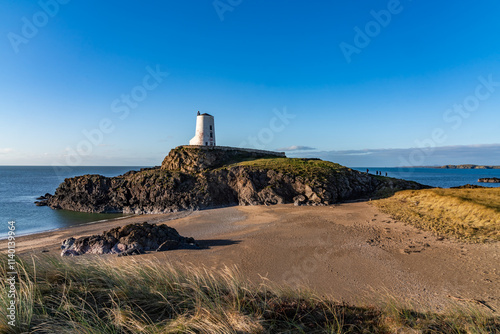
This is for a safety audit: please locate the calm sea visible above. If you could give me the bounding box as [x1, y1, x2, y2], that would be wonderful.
[0, 166, 146, 239]
[1, 166, 499, 238]
[352, 167, 500, 189]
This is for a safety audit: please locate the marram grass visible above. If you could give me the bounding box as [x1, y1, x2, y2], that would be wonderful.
[373, 188, 500, 242]
[0, 255, 498, 333]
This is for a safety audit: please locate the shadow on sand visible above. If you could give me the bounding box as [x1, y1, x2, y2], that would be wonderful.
[195, 239, 241, 249]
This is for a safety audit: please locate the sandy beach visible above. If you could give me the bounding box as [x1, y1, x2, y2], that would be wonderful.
[4, 202, 499, 313]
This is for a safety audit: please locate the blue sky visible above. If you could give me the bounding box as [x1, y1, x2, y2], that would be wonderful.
[1, 0, 499, 167]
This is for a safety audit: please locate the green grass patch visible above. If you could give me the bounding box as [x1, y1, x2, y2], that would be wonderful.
[226, 158, 348, 180]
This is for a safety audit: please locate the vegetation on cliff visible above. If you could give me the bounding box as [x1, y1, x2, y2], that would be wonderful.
[1, 256, 497, 333]
[224, 157, 344, 180]
[39, 146, 428, 214]
[373, 188, 500, 242]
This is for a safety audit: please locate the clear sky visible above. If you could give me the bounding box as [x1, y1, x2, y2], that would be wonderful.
[1, 0, 499, 167]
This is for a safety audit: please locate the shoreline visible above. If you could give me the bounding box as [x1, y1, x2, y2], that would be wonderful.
[0, 213, 139, 241]
[0, 211, 194, 255]
[3, 203, 498, 313]
[3, 166, 499, 242]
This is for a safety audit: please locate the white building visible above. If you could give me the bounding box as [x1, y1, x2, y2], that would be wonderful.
[189, 111, 216, 146]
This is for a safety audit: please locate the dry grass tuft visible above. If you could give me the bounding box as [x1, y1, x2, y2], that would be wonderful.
[373, 188, 500, 242]
[0, 255, 498, 333]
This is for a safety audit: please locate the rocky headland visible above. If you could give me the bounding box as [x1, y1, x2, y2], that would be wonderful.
[37, 146, 429, 214]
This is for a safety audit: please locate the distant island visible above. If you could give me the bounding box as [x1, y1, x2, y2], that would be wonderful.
[423, 165, 500, 169]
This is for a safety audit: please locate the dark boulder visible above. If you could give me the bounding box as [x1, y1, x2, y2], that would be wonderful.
[60, 222, 198, 257]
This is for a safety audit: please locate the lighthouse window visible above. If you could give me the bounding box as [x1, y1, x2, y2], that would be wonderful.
[209, 125, 212, 130]
[210, 132, 213, 138]
[205, 142, 208, 146]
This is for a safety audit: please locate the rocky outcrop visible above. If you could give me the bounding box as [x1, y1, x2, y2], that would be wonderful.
[34, 193, 52, 206]
[451, 184, 489, 189]
[60, 222, 198, 256]
[161, 145, 285, 173]
[38, 146, 430, 214]
[478, 177, 500, 183]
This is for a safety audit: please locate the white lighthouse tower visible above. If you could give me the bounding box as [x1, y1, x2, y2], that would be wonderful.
[189, 111, 216, 146]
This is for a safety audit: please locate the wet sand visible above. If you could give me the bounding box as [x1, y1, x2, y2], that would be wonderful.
[4, 203, 499, 313]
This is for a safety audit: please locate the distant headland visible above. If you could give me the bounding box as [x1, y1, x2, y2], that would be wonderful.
[423, 164, 500, 169]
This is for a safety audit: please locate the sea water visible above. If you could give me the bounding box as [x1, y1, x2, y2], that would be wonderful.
[0, 166, 146, 238]
[352, 167, 500, 189]
[1, 165, 499, 238]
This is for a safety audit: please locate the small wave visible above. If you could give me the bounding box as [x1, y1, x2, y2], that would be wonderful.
[1, 195, 38, 203]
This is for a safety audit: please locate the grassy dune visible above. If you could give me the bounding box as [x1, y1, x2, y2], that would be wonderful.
[1, 256, 498, 333]
[373, 188, 500, 242]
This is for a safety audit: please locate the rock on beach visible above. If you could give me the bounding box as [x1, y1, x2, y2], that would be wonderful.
[60, 222, 198, 257]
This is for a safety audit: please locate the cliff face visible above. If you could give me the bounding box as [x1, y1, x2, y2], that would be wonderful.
[41, 147, 429, 214]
